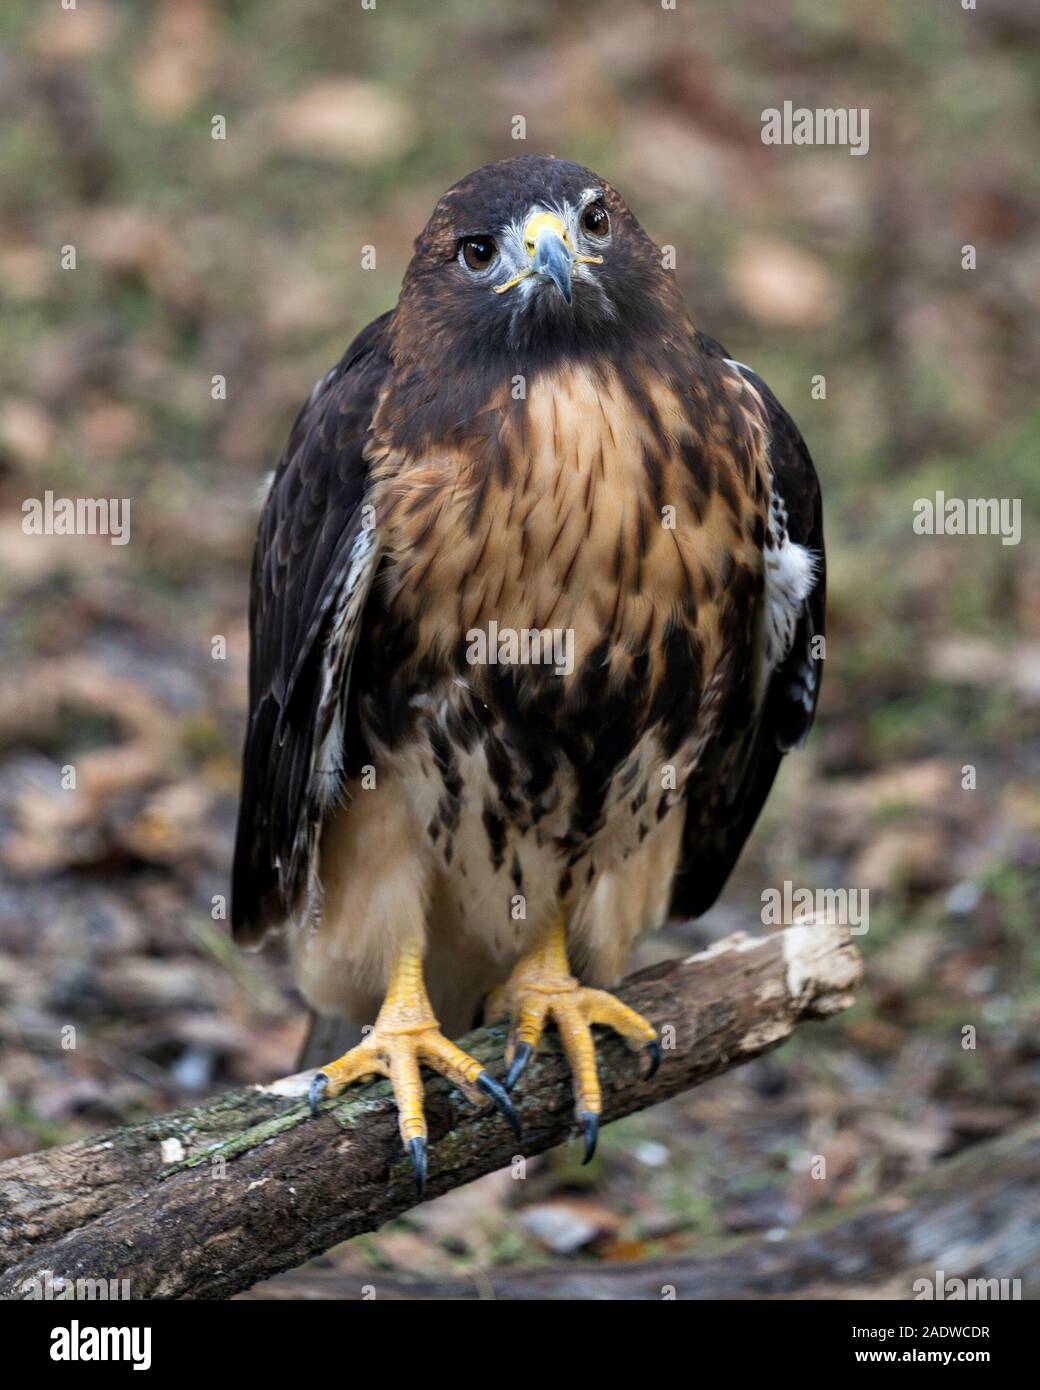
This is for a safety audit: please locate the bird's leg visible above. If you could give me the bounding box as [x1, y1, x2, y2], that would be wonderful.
[486, 910, 659, 1162]
[308, 935, 518, 1196]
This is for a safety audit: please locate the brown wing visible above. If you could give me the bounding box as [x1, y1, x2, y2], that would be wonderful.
[670, 342, 826, 919]
[231, 312, 392, 945]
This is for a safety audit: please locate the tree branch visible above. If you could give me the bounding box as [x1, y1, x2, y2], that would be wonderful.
[239, 1118, 1040, 1300]
[0, 923, 862, 1301]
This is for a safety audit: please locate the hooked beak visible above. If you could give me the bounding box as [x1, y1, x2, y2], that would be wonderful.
[525, 212, 573, 304]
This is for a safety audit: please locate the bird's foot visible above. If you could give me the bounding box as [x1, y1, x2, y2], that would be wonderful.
[308, 942, 518, 1197]
[486, 923, 658, 1163]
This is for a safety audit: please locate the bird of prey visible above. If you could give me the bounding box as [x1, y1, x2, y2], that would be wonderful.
[232, 155, 825, 1193]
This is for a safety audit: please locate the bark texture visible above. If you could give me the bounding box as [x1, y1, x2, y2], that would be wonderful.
[241, 1118, 1040, 1300]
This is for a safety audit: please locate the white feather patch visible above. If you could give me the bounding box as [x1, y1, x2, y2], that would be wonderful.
[761, 537, 818, 701]
[313, 525, 380, 804]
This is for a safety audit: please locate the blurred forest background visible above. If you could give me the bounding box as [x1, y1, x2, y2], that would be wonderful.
[1, 0, 1038, 1297]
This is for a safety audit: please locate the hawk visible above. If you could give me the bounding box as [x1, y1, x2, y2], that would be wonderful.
[232, 156, 825, 1192]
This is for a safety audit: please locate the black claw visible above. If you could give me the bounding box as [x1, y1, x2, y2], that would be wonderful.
[410, 1137, 428, 1199]
[504, 1042, 533, 1093]
[308, 1072, 329, 1117]
[477, 1070, 522, 1140]
[579, 1110, 599, 1165]
[645, 1040, 662, 1079]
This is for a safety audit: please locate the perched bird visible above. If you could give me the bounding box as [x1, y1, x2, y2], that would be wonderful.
[232, 155, 825, 1193]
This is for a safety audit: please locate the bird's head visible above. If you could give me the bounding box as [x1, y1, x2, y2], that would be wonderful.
[392, 155, 690, 371]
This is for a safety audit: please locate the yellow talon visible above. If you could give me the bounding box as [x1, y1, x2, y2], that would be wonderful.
[491, 912, 658, 1161]
[309, 937, 518, 1195]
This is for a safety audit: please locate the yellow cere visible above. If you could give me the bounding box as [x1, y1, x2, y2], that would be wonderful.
[522, 211, 571, 255]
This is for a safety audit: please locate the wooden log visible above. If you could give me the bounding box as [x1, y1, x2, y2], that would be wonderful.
[240, 1119, 1040, 1301]
[0, 922, 862, 1301]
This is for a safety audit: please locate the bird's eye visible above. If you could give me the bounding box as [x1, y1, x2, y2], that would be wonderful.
[460, 236, 498, 271]
[581, 201, 609, 236]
